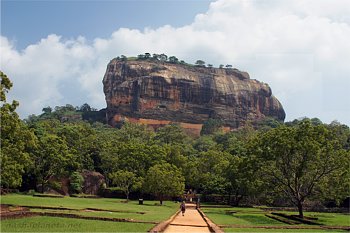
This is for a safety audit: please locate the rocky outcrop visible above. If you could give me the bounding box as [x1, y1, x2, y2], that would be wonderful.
[103, 59, 285, 133]
[81, 171, 105, 195]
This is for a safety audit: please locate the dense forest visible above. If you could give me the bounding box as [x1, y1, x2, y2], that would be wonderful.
[1, 71, 349, 218]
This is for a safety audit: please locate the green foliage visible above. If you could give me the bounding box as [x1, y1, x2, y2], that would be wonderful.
[0, 71, 37, 188]
[168, 56, 179, 63]
[252, 120, 350, 217]
[154, 124, 189, 145]
[33, 134, 72, 192]
[195, 60, 206, 67]
[48, 180, 62, 191]
[201, 118, 223, 135]
[193, 135, 218, 152]
[109, 170, 142, 200]
[1, 70, 349, 209]
[70, 172, 84, 194]
[117, 122, 155, 143]
[143, 163, 185, 204]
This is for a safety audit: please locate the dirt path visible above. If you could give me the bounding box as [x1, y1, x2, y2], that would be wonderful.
[163, 204, 211, 233]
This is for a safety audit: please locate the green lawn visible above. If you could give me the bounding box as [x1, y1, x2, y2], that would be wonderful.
[1, 216, 154, 232]
[1, 194, 178, 222]
[201, 205, 349, 233]
[223, 228, 346, 232]
[202, 207, 287, 226]
[0, 194, 179, 232]
[277, 211, 350, 226]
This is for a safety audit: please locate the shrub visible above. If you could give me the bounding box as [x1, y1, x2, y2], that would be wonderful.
[70, 172, 84, 194]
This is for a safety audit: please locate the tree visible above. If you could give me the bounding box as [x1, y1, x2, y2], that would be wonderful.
[219, 64, 224, 69]
[253, 121, 349, 218]
[201, 118, 223, 135]
[143, 163, 185, 205]
[191, 150, 230, 194]
[144, 53, 151, 59]
[42, 106, 52, 115]
[207, 64, 213, 68]
[109, 170, 142, 201]
[168, 56, 179, 64]
[117, 122, 155, 144]
[70, 172, 84, 194]
[34, 134, 72, 193]
[79, 103, 91, 112]
[57, 122, 97, 171]
[117, 142, 167, 177]
[193, 136, 217, 152]
[225, 154, 263, 206]
[152, 53, 160, 60]
[0, 71, 37, 189]
[159, 53, 168, 62]
[137, 54, 145, 60]
[195, 60, 205, 67]
[225, 64, 233, 68]
[155, 124, 189, 145]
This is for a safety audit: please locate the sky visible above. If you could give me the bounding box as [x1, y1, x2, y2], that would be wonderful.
[1, 0, 350, 126]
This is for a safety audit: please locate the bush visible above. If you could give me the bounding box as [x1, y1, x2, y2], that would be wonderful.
[70, 172, 84, 194]
[48, 181, 62, 191]
[27, 189, 36, 195]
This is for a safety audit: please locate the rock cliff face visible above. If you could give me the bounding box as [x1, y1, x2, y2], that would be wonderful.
[103, 59, 285, 134]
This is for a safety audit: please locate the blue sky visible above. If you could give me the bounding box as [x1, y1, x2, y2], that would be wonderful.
[1, 0, 350, 126]
[2, 0, 213, 49]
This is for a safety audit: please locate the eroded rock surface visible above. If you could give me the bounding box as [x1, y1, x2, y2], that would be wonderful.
[103, 59, 285, 133]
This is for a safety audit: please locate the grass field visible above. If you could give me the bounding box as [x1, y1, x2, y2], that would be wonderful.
[223, 228, 346, 232]
[1, 216, 154, 232]
[201, 205, 349, 233]
[2, 195, 349, 232]
[0, 194, 179, 232]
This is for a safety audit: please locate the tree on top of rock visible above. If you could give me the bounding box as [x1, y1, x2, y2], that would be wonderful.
[195, 60, 206, 67]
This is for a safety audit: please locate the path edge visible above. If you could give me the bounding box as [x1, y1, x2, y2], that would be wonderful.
[197, 207, 224, 233]
[148, 209, 180, 233]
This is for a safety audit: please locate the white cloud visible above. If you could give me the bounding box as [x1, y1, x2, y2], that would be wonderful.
[1, 0, 349, 125]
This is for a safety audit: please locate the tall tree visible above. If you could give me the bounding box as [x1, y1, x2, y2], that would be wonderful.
[109, 170, 142, 201]
[253, 120, 349, 218]
[143, 163, 185, 205]
[0, 71, 37, 189]
[34, 134, 72, 192]
[155, 124, 189, 145]
[201, 118, 223, 135]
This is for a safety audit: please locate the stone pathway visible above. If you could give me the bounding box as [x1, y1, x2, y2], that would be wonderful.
[163, 204, 211, 233]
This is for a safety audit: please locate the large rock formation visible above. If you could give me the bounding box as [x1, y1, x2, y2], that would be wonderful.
[103, 59, 285, 134]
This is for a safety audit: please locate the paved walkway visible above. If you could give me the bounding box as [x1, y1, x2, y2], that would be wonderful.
[163, 204, 211, 233]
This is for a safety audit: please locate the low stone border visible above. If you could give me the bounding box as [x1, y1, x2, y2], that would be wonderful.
[36, 212, 157, 224]
[265, 213, 300, 225]
[148, 210, 180, 233]
[197, 208, 224, 233]
[5, 204, 145, 214]
[33, 194, 64, 198]
[0, 211, 38, 220]
[218, 224, 350, 231]
[271, 212, 321, 225]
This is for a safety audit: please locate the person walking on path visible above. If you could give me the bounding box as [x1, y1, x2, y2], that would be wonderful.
[180, 201, 186, 216]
